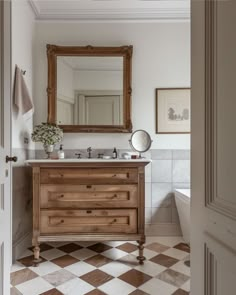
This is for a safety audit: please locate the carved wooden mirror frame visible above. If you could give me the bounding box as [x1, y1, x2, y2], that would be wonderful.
[47, 44, 133, 133]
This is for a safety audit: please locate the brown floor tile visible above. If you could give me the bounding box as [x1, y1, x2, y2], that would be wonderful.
[28, 243, 54, 253]
[173, 243, 190, 253]
[150, 254, 179, 268]
[156, 269, 190, 287]
[11, 268, 38, 286]
[58, 243, 83, 253]
[10, 287, 22, 295]
[145, 242, 169, 253]
[87, 243, 112, 253]
[129, 290, 149, 295]
[80, 269, 113, 287]
[116, 242, 137, 253]
[17, 255, 46, 267]
[84, 289, 107, 295]
[39, 289, 64, 295]
[84, 254, 112, 268]
[51, 255, 79, 267]
[118, 269, 152, 288]
[43, 269, 76, 287]
[172, 289, 189, 295]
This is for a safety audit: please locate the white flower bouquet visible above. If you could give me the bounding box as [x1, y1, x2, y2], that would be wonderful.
[31, 122, 63, 146]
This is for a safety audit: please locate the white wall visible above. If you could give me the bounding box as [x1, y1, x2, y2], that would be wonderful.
[12, 0, 35, 149]
[34, 22, 190, 150]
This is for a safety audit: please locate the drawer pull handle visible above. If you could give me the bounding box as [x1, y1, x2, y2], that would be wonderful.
[86, 185, 92, 189]
[110, 218, 117, 224]
[86, 210, 92, 214]
[111, 194, 118, 199]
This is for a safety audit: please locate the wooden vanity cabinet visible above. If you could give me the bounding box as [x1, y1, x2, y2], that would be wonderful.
[28, 160, 150, 265]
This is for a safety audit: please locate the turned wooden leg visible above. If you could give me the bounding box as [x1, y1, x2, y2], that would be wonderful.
[33, 244, 42, 267]
[137, 239, 146, 265]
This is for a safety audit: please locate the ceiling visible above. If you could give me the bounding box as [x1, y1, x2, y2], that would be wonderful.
[29, 0, 190, 21]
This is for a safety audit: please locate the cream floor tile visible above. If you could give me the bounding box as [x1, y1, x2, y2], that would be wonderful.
[70, 248, 97, 260]
[147, 237, 184, 247]
[99, 261, 132, 277]
[102, 248, 127, 260]
[65, 261, 96, 277]
[40, 249, 65, 261]
[11, 262, 25, 273]
[162, 248, 189, 260]
[15, 277, 53, 295]
[181, 279, 191, 292]
[57, 277, 94, 295]
[29, 261, 61, 276]
[43, 269, 76, 287]
[117, 254, 139, 268]
[98, 278, 136, 295]
[103, 241, 125, 247]
[139, 278, 177, 295]
[134, 260, 167, 277]
[170, 260, 191, 276]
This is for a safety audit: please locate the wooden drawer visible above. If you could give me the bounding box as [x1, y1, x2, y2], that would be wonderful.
[40, 168, 138, 184]
[40, 209, 137, 234]
[41, 184, 138, 208]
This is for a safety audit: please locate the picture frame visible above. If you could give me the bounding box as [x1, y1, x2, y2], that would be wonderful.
[156, 88, 191, 134]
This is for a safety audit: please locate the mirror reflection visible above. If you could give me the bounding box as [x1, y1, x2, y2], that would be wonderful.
[56, 56, 123, 126]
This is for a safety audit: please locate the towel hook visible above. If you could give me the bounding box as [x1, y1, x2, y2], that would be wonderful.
[21, 70, 26, 75]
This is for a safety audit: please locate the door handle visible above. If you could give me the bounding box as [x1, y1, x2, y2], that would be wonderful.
[6, 156, 18, 163]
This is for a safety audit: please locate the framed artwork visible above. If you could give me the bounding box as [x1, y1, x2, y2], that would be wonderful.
[156, 88, 191, 134]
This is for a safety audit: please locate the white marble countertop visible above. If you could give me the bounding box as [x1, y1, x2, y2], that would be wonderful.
[26, 158, 151, 164]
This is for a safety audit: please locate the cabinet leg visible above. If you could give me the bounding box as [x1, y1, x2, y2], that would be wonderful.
[33, 245, 42, 267]
[137, 240, 146, 265]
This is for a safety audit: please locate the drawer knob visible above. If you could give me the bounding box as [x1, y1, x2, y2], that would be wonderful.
[86, 185, 92, 189]
[59, 194, 64, 198]
[86, 210, 92, 214]
[111, 194, 118, 199]
[110, 218, 117, 224]
[60, 219, 64, 223]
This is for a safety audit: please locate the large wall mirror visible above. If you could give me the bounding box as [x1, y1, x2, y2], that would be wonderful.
[47, 45, 133, 133]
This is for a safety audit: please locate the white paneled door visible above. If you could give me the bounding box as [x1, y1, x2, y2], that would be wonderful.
[0, 1, 12, 295]
[191, 0, 236, 294]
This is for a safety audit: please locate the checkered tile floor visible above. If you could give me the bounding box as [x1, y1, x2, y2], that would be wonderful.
[11, 237, 190, 295]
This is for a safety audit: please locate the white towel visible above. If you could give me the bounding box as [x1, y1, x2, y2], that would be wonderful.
[14, 65, 34, 120]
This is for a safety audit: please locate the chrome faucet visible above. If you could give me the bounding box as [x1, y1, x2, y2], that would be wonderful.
[87, 147, 92, 158]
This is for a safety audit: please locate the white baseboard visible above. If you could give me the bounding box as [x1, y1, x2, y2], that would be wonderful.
[12, 232, 32, 262]
[145, 223, 182, 236]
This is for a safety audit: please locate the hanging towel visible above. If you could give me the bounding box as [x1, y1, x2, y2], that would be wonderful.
[14, 65, 34, 120]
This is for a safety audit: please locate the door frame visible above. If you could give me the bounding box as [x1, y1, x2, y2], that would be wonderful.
[0, 0, 12, 294]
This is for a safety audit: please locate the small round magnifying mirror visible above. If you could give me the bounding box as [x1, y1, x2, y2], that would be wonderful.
[129, 130, 152, 158]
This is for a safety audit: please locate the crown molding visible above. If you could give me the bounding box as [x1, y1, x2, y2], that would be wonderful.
[28, 0, 40, 17]
[29, 1, 190, 22]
